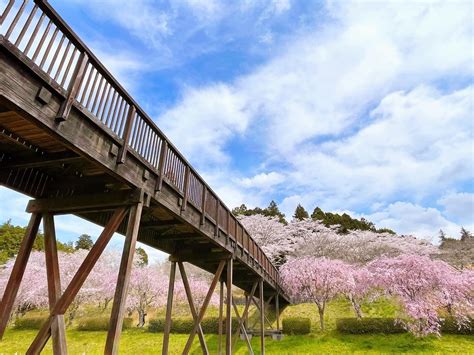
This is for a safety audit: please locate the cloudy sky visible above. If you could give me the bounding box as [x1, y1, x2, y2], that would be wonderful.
[1, 0, 473, 257]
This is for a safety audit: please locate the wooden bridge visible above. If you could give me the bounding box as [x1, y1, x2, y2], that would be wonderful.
[0, 1, 289, 354]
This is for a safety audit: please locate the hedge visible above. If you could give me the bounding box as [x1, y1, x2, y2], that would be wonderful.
[282, 317, 311, 335]
[148, 317, 239, 334]
[336, 317, 473, 335]
[14, 315, 47, 330]
[440, 318, 473, 335]
[336, 318, 405, 334]
[76, 316, 133, 331]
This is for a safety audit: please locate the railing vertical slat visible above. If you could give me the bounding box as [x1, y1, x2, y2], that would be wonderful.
[0, 0, 15, 26]
[5, 0, 28, 39]
[39, 25, 58, 68]
[24, 12, 45, 55]
[46, 33, 64, 74]
[32, 19, 51, 62]
[14, 4, 37, 46]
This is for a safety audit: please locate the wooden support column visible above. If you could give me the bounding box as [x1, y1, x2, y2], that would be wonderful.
[178, 262, 209, 355]
[43, 214, 67, 355]
[260, 279, 265, 355]
[218, 280, 224, 355]
[162, 261, 176, 355]
[183, 260, 225, 355]
[225, 258, 233, 355]
[56, 52, 88, 121]
[0, 213, 42, 339]
[27, 208, 127, 354]
[105, 201, 143, 355]
[276, 293, 280, 332]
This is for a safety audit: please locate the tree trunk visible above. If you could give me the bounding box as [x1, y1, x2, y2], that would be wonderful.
[317, 305, 325, 331]
[137, 309, 147, 327]
[349, 295, 363, 319]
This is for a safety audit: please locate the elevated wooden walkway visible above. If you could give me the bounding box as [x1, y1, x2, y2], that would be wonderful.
[0, 1, 289, 354]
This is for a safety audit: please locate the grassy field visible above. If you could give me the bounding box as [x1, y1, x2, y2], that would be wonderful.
[1, 299, 472, 354]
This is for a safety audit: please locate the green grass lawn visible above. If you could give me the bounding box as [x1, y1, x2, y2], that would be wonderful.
[1, 299, 472, 354]
[1, 329, 472, 354]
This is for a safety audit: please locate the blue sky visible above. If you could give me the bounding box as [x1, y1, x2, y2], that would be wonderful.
[1, 0, 473, 260]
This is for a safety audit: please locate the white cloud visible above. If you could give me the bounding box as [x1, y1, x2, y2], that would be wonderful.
[159, 84, 249, 167]
[287, 85, 473, 210]
[237, 172, 285, 189]
[438, 192, 474, 224]
[364, 201, 472, 242]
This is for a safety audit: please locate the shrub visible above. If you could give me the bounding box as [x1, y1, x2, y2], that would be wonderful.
[148, 319, 166, 333]
[148, 317, 239, 334]
[282, 317, 311, 335]
[76, 316, 132, 331]
[337, 317, 474, 335]
[14, 315, 47, 330]
[440, 317, 473, 335]
[172, 318, 194, 334]
[336, 318, 405, 334]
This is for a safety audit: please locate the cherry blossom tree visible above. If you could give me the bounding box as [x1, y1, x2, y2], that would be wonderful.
[280, 257, 348, 331]
[0, 251, 49, 319]
[127, 262, 167, 327]
[369, 255, 474, 336]
[239, 214, 291, 265]
[344, 266, 374, 319]
[289, 219, 438, 263]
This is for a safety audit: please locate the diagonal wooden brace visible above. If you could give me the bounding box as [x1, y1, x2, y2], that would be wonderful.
[232, 281, 258, 349]
[232, 299, 254, 355]
[26, 207, 127, 354]
[182, 259, 226, 355]
[178, 262, 209, 355]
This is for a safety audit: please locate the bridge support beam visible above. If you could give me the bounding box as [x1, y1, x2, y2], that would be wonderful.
[225, 258, 233, 355]
[105, 200, 143, 355]
[260, 279, 265, 355]
[0, 212, 42, 339]
[43, 214, 68, 354]
[218, 280, 224, 354]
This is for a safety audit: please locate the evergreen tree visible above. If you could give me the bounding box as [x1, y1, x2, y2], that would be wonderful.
[0, 220, 73, 264]
[75, 234, 93, 250]
[293, 204, 309, 220]
[136, 247, 149, 266]
[311, 207, 326, 221]
[439, 229, 446, 241]
[460, 227, 472, 242]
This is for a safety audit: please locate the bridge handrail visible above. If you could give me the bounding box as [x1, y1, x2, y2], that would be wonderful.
[1, 0, 282, 289]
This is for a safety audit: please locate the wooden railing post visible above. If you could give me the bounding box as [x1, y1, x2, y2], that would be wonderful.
[117, 105, 136, 164]
[181, 166, 190, 211]
[215, 200, 220, 237]
[155, 141, 168, 192]
[200, 187, 207, 225]
[56, 52, 88, 121]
